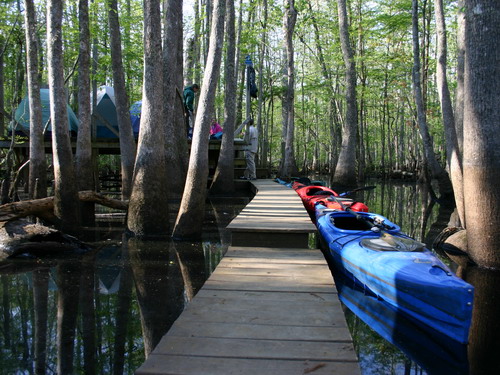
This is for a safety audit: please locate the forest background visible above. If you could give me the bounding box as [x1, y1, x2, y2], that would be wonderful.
[1, 0, 459, 177]
[0, 0, 499, 269]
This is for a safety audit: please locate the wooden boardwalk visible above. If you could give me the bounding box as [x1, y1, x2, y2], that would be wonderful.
[228, 180, 317, 248]
[136, 180, 360, 375]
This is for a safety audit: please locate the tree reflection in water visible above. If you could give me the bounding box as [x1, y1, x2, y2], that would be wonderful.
[338, 180, 500, 374]
[0, 183, 499, 374]
[0, 198, 242, 374]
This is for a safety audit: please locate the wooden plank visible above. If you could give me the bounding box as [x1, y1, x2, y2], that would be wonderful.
[224, 254, 324, 265]
[137, 356, 360, 375]
[152, 336, 358, 362]
[204, 277, 333, 293]
[210, 267, 334, 283]
[166, 321, 352, 341]
[173, 298, 347, 327]
[227, 180, 315, 235]
[224, 247, 326, 262]
[225, 246, 325, 258]
[194, 289, 338, 302]
[214, 262, 331, 274]
[230, 232, 312, 248]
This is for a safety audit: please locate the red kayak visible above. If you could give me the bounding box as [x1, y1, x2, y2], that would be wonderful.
[294, 184, 369, 221]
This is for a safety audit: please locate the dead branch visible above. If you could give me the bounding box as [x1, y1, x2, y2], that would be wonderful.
[0, 191, 128, 222]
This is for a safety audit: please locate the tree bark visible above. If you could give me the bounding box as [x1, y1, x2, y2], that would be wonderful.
[434, 0, 465, 226]
[454, 0, 465, 157]
[24, 0, 47, 200]
[411, 0, 448, 181]
[163, 0, 188, 196]
[47, 0, 81, 233]
[463, 0, 500, 268]
[76, 0, 95, 225]
[173, 0, 226, 239]
[280, 0, 299, 178]
[108, 0, 137, 200]
[333, 0, 358, 187]
[210, 0, 237, 194]
[0, 49, 4, 135]
[127, 0, 170, 238]
[256, 0, 268, 167]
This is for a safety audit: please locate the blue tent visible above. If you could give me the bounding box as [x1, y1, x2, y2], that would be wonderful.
[93, 86, 119, 138]
[93, 86, 139, 138]
[129, 100, 141, 137]
[13, 89, 79, 135]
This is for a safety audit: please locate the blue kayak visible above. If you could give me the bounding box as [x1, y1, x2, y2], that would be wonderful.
[315, 207, 474, 344]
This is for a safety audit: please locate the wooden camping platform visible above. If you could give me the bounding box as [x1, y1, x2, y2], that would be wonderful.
[135, 246, 360, 375]
[136, 179, 360, 375]
[227, 179, 317, 248]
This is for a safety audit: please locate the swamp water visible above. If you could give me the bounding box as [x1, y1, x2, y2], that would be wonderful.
[0, 180, 499, 374]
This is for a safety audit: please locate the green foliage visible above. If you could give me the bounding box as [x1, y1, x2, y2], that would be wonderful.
[0, 0, 458, 176]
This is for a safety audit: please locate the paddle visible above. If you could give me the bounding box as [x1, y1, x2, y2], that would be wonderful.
[338, 185, 376, 197]
[327, 195, 425, 252]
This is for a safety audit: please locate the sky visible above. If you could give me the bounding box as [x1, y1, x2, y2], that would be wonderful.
[183, 0, 195, 20]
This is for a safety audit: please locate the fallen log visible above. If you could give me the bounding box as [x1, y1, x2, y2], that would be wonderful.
[0, 219, 90, 261]
[0, 191, 128, 222]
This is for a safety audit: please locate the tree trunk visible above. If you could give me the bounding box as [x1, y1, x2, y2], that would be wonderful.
[108, 0, 137, 200]
[0, 50, 4, 135]
[434, 0, 465, 226]
[454, 0, 465, 157]
[256, 0, 268, 167]
[210, 0, 237, 194]
[127, 0, 170, 238]
[411, 0, 448, 184]
[173, 0, 226, 239]
[75, 0, 95, 225]
[234, 0, 244, 126]
[24, 0, 47, 200]
[47, 0, 81, 234]
[163, 0, 188, 197]
[463, 0, 500, 268]
[333, 0, 358, 187]
[280, 0, 299, 178]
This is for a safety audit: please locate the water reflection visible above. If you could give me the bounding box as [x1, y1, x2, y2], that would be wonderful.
[337, 180, 500, 374]
[465, 267, 500, 375]
[335, 271, 469, 375]
[1, 182, 500, 374]
[129, 239, 207, 356]
[0, 198, 245, 374]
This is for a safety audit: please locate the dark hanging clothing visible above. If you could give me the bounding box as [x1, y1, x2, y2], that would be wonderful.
[183, 86, 196, 112]
[247, 66, 258, 98]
